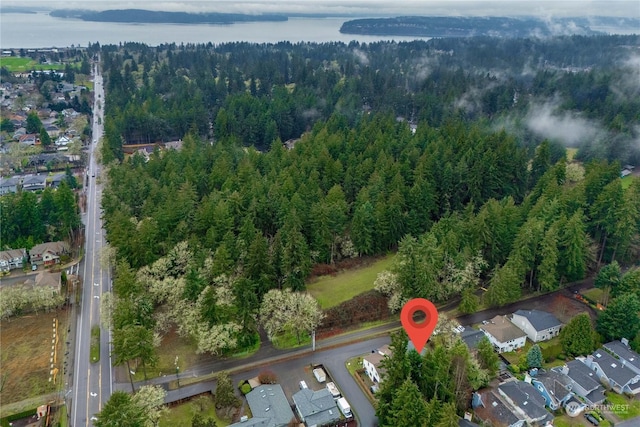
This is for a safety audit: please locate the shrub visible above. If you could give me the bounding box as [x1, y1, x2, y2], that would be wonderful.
[240, 383, 252, 395]
[319, 290, 390, 334]
[258, 370, 277, 384]
[310, 263, 337, 277]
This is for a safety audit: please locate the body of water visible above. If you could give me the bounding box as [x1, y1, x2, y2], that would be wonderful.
[0, 12, 428, 48]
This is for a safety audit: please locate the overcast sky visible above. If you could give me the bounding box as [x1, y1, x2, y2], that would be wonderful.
[3, 0, 639, 17]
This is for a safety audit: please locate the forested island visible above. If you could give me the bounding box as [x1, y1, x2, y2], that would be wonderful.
[49, 9, 288, 24]
[339, 16, 612, 37]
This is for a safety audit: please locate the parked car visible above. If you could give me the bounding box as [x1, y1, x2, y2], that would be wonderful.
[31, 264, 37, 271]
[299, 380, 308, 390]
[584, 413, 600, 426]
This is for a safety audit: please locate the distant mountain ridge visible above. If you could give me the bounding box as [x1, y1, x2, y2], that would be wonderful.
[50, 9, 288, 24]
[339, 16, 631, 37]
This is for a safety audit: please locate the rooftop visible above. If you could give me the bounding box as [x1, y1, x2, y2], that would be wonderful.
[481, 315, 527, 343]
[604, 340, 640, 372]
[512, 309, 562, 332]
[293, 388, 341, 426]
[499, 381, 553, 423]
[590, 349, 640, 387]
[241, 384, 295, 427]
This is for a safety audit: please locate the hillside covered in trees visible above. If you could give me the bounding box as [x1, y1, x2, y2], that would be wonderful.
[99, 35, 640, 359]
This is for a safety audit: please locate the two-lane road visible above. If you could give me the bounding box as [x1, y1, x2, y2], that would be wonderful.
[71, 61, 111, 427]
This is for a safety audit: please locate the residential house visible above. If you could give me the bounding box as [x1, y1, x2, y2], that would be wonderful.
[472, 389, 525, 427]
[0, 248, 26, 272]
[510, 309, 563, 342]
[13, 127, 26, 139]
[498, 381, 554, 426]
[0, 176, 20, 195]
[582, 349, 640, 395]
[529, 369, 574, 411]
[21, 174, 47, 192]
[292, 387, 341, 427]
[29, 241, 70, 266]
[621, 165, 634, 178]
[553, 360, 606, 405]
[55, 135, 71, 146]
[363, 344, 391, 383]
[480, 315, 527, 353]
[227, 384, 295, 427]
[33, 271, 62, 294]
[19, 133, 38, 145]
[460, 327, 486, 350]
[603, 340, 640, 376]
[49, 172, 67, 189]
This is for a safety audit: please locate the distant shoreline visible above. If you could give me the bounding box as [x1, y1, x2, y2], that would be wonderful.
[49, 9, 288, 24]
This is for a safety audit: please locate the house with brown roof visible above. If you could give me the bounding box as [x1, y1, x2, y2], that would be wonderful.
[363, 344, 392, 383]
[480, 315, 527, 353]
[33, 270, 62, 294]
[29, 241, 70, 266]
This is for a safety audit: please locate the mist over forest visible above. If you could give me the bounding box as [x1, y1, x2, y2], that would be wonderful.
[99, 35, 640, 165]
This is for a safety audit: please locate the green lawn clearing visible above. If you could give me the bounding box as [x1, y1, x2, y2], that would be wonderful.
[605, 391, 640, 419]
[131, 328, 209, 382]
[307, 255, 394, 309]
[621, 176, 636, 190]
[582, 288, 605, 304]
[159, 394, 229, 427]
[0, 57, 65, 72]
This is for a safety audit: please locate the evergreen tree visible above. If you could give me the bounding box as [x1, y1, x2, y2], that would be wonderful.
[596, 293, 640, 342]
[94, 391, 145, 427]
[388, 379, 428, 427]
[476, 336, 499, 379]
[526, 344, 543, 369]
[560, 313, 597, 357]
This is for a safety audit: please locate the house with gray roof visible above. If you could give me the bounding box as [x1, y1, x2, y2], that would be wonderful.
[480, 315, 527, 353]
[228, 384, 295, 427]
[511, 309, 562, 342]
[0, 248, 26, 271]
[21, 174, 47, 192]
[582, 349, 640, 395]
[472, 388, 524, 427]
[529, 369, 574, 411]
[460, 327, 486, 350]
[553, 360, 606, 405]
[292, 387, 341, 427]
[0, 176, 20, 195]
[498, 381, 554, 426]
[49, 172, 66, 189]
[603, 340, 640, 376]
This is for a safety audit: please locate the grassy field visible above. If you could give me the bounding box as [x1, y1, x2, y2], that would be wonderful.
[582, 287, 605, 304]
[0, 57, 65, 72]
[0, 309, 67, 406]
[130, 328, 211, 382]
[605, 391, 640, 420]
[307, 255, 394, 309]
[621, 176, 636, 190]
[159, 394, 229, 427]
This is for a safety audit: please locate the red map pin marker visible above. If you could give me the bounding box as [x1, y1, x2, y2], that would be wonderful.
[401, 298, 439, 353]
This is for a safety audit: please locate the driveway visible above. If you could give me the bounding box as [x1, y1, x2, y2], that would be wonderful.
[227, 336, 390, 427]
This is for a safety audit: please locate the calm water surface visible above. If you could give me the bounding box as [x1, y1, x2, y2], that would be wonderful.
[0, 12, 429, 48]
